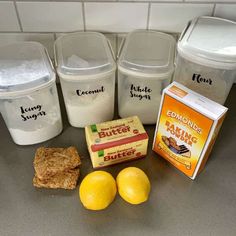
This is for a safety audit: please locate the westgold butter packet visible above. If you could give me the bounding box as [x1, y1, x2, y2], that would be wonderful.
[85, 116, 148, 168]
[153, 82, 228, 179]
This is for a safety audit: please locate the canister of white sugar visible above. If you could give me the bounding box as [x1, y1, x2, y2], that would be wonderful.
[118, 30, 176, 124]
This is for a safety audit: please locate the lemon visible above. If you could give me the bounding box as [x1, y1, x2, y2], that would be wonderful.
[79, 171, 117, 210]
[116, 167, 151, 205]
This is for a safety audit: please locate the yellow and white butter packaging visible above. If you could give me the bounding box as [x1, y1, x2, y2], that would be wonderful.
[153, 82, 227, 179]
[85, 116, 148, 168]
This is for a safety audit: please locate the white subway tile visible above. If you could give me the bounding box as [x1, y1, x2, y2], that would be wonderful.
[0, 2, 20, 32]
[84, 0, 117, 1]
[214, 4, 236, 21]
[120, 0, 181, 1]
[16, 2, 83, 32]
[0, 33, 55, 58]
[186, 0, 236, 2]
[149, 3, 214, 33]
[85, 3, 148, 32]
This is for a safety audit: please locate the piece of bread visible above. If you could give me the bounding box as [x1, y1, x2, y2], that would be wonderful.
[33, 168, 80, 190]
[34, 146, 81, 180]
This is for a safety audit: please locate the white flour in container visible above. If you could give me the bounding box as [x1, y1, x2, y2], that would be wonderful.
[66, 91, 114, 127]
[173, 57, 232, 104]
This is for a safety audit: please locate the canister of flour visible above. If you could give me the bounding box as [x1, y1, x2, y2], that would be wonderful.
[174, 16, 236, 104]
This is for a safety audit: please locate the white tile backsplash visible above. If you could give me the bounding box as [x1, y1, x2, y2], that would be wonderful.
[85, 3, 149, 32]
[186, 0, 236, 2]
[120, 0, 182, 1]
[16, 2, 84, 32]
[214, 4, 236, 21]
[0, 2, 20, 32]
[149, 3, 214, 33]
[0, 1, 235, 70]
[0, 1, 234, 35]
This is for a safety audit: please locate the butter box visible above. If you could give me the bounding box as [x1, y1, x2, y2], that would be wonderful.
[153, 82, 227, 179]
[85, 116, 148, 168]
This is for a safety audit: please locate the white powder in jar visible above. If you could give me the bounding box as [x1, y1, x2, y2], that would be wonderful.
[65, 91, 114, 127]
[119, 97, 161, 124]
[1, 84, 63, 145]
[118, 76, 165, 124]
[9, 120, 62, 145]
[175, 70, 227, 104]
[173, 56, 234, 104]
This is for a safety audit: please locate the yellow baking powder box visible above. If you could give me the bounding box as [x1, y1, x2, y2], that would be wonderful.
[85, 116, 149, 168]
[153, 82, 228, 179]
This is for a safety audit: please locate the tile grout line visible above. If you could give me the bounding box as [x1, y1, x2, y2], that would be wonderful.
[13, 0, 23, 32]
[178, 1, 235, 3]
[0, 30, 127, 34]
[146, 2, 151, 30]
[6, 1, 236, 4]
[82, 1, 86, 31]
[212, 3, 217, 16]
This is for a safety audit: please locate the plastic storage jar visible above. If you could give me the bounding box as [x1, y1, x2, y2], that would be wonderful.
[54, 32, 116, 127]
[174, 16, 236, 104]
[0, 42, 62, 145]
[118, 30, 176, 124]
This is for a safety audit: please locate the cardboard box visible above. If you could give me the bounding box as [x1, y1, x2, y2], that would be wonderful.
[85, 116, 148, 168]
[153, 82, 227, 179]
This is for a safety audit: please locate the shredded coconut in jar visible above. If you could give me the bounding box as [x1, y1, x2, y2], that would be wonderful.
[65, 91, 114, 127]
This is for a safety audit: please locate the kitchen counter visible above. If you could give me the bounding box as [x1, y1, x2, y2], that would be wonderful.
[0, 85, 236, 236]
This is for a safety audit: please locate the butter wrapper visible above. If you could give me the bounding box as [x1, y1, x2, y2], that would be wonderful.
[85, 116, 148, 168]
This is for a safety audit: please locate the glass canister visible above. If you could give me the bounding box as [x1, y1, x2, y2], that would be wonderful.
[174, 16, 236, 104]
[0, 42, 62, 145]
[118, 30, 176, 124]
[54, 32, 116, 128]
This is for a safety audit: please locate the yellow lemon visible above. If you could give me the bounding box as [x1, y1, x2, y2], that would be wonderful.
[79, 171, 117, 210]
[116, 167, 151, 205]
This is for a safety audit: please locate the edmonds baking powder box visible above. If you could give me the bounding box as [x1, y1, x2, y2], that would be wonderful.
[153, 82, 227, 179]
[85, 116, 148, 168]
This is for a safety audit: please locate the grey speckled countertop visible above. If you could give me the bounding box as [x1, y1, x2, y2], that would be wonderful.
[0, 85, 236, 236]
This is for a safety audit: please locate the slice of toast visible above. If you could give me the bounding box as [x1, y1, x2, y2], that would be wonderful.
[34, 146, 81, 180]
[33, 168, 80, 190]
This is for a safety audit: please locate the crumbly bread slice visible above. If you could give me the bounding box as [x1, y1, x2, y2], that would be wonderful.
[33, 168, 80, 190]
[34, 146, 81, 180]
